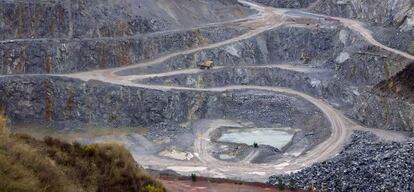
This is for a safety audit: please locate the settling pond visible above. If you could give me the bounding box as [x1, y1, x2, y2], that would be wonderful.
[217, 128, 294, 149]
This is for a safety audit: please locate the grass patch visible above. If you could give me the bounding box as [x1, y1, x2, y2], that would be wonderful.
[0, 113, 164, 192]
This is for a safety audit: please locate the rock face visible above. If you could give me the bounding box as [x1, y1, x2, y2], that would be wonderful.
[0, 23, 413, 131]
[309, 0, 413, 27]
[253, 0, 414, 34]
[0, 75, 328, 132]
[375, 62, 414, 100]
[269, 131, 414, 192]
[117, 27, 345, 77]
[347, 63, 414, 132]
[250, 0, 316, 8]
[349, 91, 414, 132]
[0, 0, 252, 40]
[0, 25, 246, 74]
[0, 0, 252, 75]
[401, 7, 414, 34]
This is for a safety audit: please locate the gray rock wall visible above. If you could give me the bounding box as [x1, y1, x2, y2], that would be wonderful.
[0, 0, 253, 40]
[0, 26, 246, 74]
[348, 90, 414, 132]
[117, 27, 344, 76]
[138, 66, 354, 107]
[0, 76, 327, 131]
[0, 24, 412, 131]
[309, 0, 413, 28]
[250, 0, 316, 9]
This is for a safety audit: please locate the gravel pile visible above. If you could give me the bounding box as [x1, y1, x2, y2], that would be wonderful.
[268, 131, 414, 191]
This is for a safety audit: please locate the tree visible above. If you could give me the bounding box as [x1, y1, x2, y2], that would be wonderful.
[277, 178, 285, 191]
[253, 142, 259, 148]
[191, 173, 197, 182]
[288, 178, 296, 190]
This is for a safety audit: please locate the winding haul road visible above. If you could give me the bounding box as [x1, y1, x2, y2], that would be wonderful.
[3, 0, 413, 182]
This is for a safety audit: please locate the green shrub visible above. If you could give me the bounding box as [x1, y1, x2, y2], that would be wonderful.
[277, 178, 285, 191]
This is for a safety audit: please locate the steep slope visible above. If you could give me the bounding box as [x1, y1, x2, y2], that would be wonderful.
[0, 0, 252, 75]
[0, 0, 253, 40]
[308, 0, 413, 28]
[375, 62, 414, 101]
[249, 0, 316, 8]
[0, 114, 165, 192]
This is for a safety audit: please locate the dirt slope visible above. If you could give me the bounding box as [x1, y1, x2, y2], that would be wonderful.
[0, 115, 165, 192]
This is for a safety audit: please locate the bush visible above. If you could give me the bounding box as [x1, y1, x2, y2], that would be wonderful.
[277, 178, 285, 191]
[191, 173, 197, 182]
[288, 178, 296, 189]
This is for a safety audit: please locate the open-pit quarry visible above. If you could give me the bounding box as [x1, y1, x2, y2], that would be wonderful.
[1, 0, 413, 191]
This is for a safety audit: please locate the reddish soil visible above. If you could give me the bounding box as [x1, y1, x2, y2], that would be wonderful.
[159, 176, 300, 192]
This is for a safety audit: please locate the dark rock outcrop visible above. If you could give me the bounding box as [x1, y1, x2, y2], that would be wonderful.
[0, 75, 328, 132]
[0, 0, 253, 40]
[0, 26, 246, 74]
[250, 0, 316, 9]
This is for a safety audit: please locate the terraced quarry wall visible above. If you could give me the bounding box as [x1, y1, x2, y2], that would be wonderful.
[0, 76, 329, 134]
[308, 0, 413, 28]
[252, 0, 413, 30]
[1, 24, 413, 131]
[251, 0, 316, 8]
[1, 0, 414, 134]
[0, 26, 246, 74]
[0, 0, 253, 40]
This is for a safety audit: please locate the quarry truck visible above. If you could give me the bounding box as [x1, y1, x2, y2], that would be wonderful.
[198, 60, 214, 70]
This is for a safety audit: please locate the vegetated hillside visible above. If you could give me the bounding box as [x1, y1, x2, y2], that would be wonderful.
[0, 0, 252, 40]
[375, 62, 414, 102]
[0, 113, 165, 192]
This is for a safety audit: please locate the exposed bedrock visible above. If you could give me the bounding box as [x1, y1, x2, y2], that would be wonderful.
[252, 0, 414, 58]
[252, 0, 413, 31]
[0, 76, 329, 135]
[136, 66, 355, 107]
[376, 62, 414, 101]
[119, 26, 411, 86]
[0, 0, 253, 40]
[308, 0, 414, 53]
[249, 0, 316, 9]
[0, 25, 246, 74]
[349, 90, 414, 132]
[347, 63, 414, 132]
[124, 25, 414, 132]
[308, 0, 413, 28]
[117, 26, 343, 76]
[1, 25, 413, 131]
